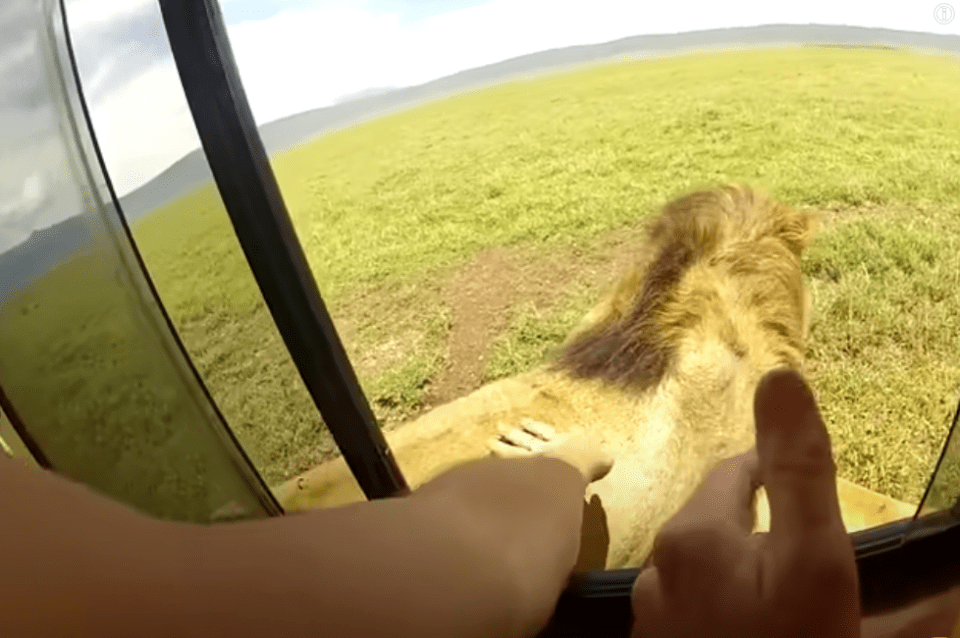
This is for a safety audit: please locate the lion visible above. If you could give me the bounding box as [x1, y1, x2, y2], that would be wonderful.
[272, 184, 916, 570]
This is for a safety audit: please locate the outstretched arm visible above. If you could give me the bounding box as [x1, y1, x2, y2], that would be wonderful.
[0, 451, 589, 638]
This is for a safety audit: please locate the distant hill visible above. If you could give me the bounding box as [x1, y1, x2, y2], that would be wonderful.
[116, 23, 960, 222]
[117, 149, 213, 224]
[254, 24, 960, 152]
[0, 214, 95, 304]
[333, 86, 398, 105]
[5, 23, 960, 305]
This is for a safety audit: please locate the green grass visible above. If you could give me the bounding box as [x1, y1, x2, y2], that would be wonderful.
[478, 202, 960, 506]
[360, 300, 451, 418]
[5, 46, 960, 509]
[269, 46, 960, 300]
[483, 289, 598, 383]
[0, 253, 270, 521]
[803, 204, 960, 504]
[129, 188, 345, 485]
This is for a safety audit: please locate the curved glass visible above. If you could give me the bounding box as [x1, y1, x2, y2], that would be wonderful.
[0, 407, 36, 464]
[918, 392, 960, 515]
[62, 0, 362, 507]
[0, 0, 278, 523]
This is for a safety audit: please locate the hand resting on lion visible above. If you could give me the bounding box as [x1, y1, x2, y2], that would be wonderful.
[275, 183, 914, 569]
[2, 185, 945, 638]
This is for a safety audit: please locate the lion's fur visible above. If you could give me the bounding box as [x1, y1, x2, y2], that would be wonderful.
[560, 184, 817, 387]
[273, 184, 914, 569]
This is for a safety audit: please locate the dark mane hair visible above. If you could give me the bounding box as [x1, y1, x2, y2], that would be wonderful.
[557, 184, 817, 388]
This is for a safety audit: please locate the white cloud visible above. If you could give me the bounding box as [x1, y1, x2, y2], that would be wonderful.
[0, 35, 36, 78]
[226, 3, 407, 124]
[87, 60, 201, 196]
[81, 54, 117, 99]
[66, 0, 157, 32]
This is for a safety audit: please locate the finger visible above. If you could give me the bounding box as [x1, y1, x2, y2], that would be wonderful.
[510, 428, 546, 451]
[864, 585, 960, 638]
[631, 568, 670, 638]
[652, 516, 741, 600]
[521, 419, 557, 440]
[754, 367, 844, 537]
[667, 449, 761, 535]
[495, 425, 539, 451]
[715, 449, 761, 533]
[487, 438, 526, 458]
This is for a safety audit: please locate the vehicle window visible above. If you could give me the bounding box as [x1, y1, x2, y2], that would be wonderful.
[0, 0, 279, 523]
[55, 0, 960, 563]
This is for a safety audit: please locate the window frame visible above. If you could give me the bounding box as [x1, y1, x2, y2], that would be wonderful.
[155, 0, 409, 501]
[23, 0, 960, 633]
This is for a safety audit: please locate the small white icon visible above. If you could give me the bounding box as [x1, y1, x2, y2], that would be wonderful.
[935, 3, 955, 24]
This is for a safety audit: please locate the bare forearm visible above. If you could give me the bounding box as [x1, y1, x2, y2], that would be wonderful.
[0, 455, 198, 638]
[1, 454, 587, 638]
[182, 496, 522, 638]
[412, 456, 588, 614]
[185, 456, 587, 638]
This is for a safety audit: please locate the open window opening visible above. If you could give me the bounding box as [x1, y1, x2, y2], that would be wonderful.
[2, 0, 960, 635]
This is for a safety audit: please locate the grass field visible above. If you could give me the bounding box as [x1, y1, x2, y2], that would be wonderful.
[5, 45, 960, 511]
[0, 251, 273, 521]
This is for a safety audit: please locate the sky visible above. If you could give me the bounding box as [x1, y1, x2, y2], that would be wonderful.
[0, 0, 959, 253]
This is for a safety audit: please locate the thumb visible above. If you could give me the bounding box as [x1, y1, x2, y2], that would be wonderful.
[754, 367, 845, 537]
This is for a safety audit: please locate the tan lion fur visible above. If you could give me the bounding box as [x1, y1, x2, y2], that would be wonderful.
[273, 184, 916, 569]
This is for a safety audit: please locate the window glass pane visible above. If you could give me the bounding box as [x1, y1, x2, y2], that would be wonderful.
[64, 0, 364, 508]
[0, 0, 278, 523]
[919, 394, 960, 515]
[126, 0, 960, 565]
[230, 4, 960, 565]
[0, 407, 36, 465]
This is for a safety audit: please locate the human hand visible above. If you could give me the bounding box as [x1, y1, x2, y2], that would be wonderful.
[488, 419, 614, 484]
[631, 367, 861, 638]
[861, 585, 960, 638]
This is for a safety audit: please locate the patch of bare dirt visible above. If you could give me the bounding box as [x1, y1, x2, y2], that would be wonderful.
[330, 281, 443, 384]
[813, 202, 897, 226]
[424, 248, 541, 406]
[345, 202, 911, 415]
[326, 222, 653, 422]
[423, 225, 650, 408]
